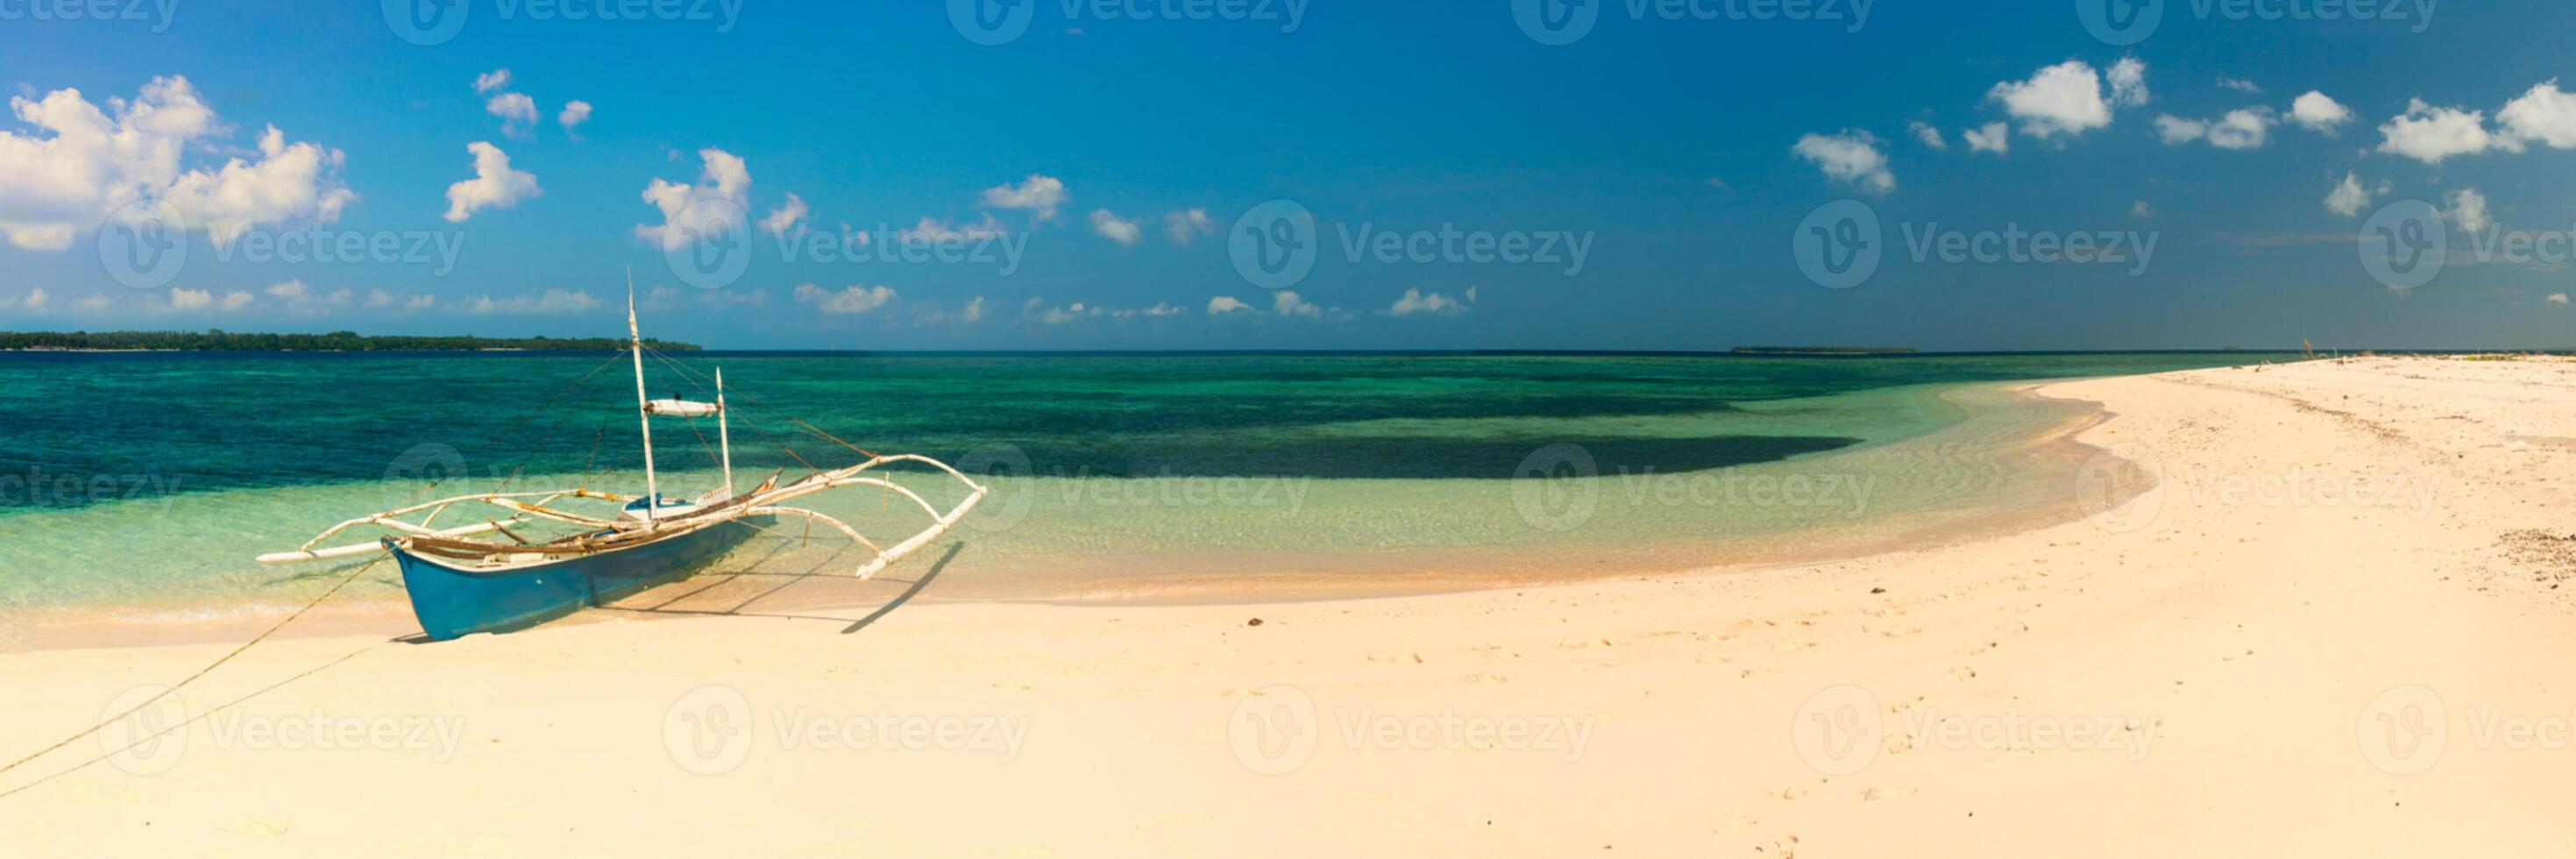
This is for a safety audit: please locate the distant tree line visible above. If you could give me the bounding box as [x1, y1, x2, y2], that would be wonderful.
[0, 330, 701, 352]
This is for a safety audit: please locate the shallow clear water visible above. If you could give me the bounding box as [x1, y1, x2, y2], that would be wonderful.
[0, 351, 2285, 618]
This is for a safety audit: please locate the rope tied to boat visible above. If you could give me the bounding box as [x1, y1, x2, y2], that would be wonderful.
[0, 551, 391, 790]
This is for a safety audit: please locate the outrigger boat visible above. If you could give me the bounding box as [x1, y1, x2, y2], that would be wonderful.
[255, 280, 987, 640]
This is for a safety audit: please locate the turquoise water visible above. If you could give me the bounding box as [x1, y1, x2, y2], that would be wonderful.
[0, 351, 2285, 618]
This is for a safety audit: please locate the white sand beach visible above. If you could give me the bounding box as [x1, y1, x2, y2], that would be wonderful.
[7, 356, 2576, 855]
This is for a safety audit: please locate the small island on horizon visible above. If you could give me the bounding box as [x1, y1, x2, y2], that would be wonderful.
[1731, 345, 1920, 355]
[0, 330, 702, 353]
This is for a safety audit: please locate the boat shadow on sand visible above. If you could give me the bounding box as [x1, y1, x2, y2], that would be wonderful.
[510, 538, 963, 638]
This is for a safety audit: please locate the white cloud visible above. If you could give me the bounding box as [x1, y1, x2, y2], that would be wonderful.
[464, 289, 599, 315]
[1089, 209, 1142, 245]
[1962, 122, 2010, 154]
[472, 68, 512, 95]
[1790, 131, 1893, 194]
[265, 279, 307, 301]
[979, 174, 1067, 220]
[2376, 99, 2513, 165]
[220, 290, 252, 311]
[19, 288, 48, 311]
[1386, 288, 1472, 316]
[2108, 57, 2149, 108]
[74, 294, 110, 311]
[168, 288, 212, 310]
[1273, 290, 1331, 318]
[443, 141, 540, 223]
[557, 100, 592, 134]
[1988, 59, 2144, 139]
[2289, 91, 2353, 135]
[2218, 75, 2261, 94]
[761, 193, 807, 236]
[2549, 293, 2569, 305]
[2324, 172, 2388, 218]
[2131, 199, 2154, 217]
[899, 214, 1005, 244]
[1031, 300, 1185, 324]
[485, 92, 536, 136]
[635, 148, 750, 251]
[960, 296, 985, 323]
[2499, 80, 2576, 149]
[2155, 107, 2274, 149]
[1164, 208, 1217, 244]
[2446, 187, 2490, 234]
[2154, 115, 2203, 144]
[1208, 295, 1252, 314]
[794, 283, 897, 315]
[0, 76, 356, 252]
[1908, 120, 1946, 150]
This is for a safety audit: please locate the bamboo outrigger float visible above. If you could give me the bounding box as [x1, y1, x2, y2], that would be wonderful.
[254, 276, 987, 640]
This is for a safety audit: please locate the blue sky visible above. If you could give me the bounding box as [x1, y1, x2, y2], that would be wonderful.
[4, 1, 2576, 350]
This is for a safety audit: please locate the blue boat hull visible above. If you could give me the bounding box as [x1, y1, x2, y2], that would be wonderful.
[390, 515, 770, 641]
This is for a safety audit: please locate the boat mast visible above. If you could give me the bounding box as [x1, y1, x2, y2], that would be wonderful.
[627, 271, 658, 522]
[716, 366, 734, 497]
